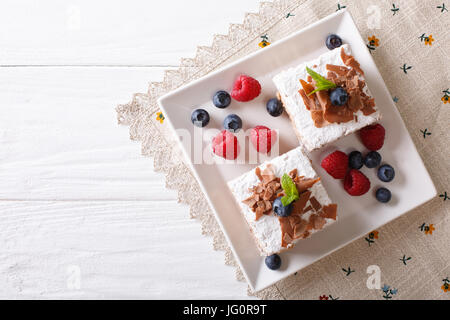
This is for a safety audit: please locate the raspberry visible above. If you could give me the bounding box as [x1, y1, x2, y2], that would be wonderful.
[212, 130, 240, 160]
[359, 124, 385, 151]
[231, 75, 261, 102]
[321, 150, 348, 179]
[250, 126, 277, 153]
[344, 169, 371, 196]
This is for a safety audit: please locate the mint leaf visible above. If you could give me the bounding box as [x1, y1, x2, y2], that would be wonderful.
[281, 194, 297, 207]
[281, 173, 299, 206]
[305, 66, 336, 95]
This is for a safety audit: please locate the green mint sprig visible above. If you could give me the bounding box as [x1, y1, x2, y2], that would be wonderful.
[305, 66, 336, 95]
[281, 173, 299, 206]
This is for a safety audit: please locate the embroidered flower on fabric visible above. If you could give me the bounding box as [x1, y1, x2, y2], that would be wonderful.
[442, 89, 449, 104]
[420, 128, 431, 138]
[342, 266, 355, 276]
[382, 284, 398, 299]
[442, 278, 450, 292]
[336, 3, 346, 11]
[319, 294, 339, 300]
[437, 3, 448, 12]
[259, 34, 270, 48]
[419, 223, 435, 235]
[400, 255, 412, 265]
[367, 35, 380, 52]
[419, 33, 434, 46]
[156, 111, 165, 124]
[365, 230, 379, 246]
[400, 63, 412, 74]
[391, 4, 399, 15]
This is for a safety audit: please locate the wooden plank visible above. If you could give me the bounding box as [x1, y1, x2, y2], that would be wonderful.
[0, 66, 177, 200]
[0, 0, 260, 66]
[0, 200, 252, 299]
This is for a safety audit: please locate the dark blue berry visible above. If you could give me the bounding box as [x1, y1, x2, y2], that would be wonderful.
[364, 151, 382, 168]
[273, 197, 293, 217]
[191, 109, 210, 127]
[326, 34, 343, 50]
[265, 254, 281, 270]
[266, 98, 284, 117]
[213, 90, 231, 109]
[330, 87, 348, 106]
[376, 187, 391, 203]
[223, 114, 242, 132]
[378, 164, 395, 182]
[348, 151, 363, 169]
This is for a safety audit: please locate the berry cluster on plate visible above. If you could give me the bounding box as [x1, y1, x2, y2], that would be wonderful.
[321, 123, 395, 203]
[191, 75, 284, 160]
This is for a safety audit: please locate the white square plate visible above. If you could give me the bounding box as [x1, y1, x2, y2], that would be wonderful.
[158, 10, 436, 291]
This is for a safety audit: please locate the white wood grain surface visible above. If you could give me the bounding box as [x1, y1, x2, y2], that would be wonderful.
[0, 0, 262, 299]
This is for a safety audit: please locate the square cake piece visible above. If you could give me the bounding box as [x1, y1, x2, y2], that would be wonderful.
[228, 147, 337, 256]
[273, 44, 381, 151]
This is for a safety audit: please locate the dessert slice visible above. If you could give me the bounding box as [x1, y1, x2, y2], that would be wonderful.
[273, 44, 381, 151]
[228, 147, 337, 256]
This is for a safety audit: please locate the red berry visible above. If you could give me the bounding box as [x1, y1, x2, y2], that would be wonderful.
[231, 75, 261, 102]
[344, 169, 371, 196]
[321, 151, 348, 179]
[212, 130, 240, 160]
[250, 126, 277, 153]
[359, 124, 385, 151]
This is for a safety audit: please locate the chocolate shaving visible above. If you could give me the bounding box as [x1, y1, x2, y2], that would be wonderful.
[310, 214, 326, 230]
[309, 196, 322, 211]
[291, 191, 312, 215]
[299, 89, 317, 112]
[326, 64, 349, 76]
[295, 177, 320, 193]
[294, 220, 308, 238]
[255, 167, 263, 181]
[303, 205, 313, 214]
[289, 168, 298, 178]
[243, 165, 282, 221]
[320, 204, 337, 220]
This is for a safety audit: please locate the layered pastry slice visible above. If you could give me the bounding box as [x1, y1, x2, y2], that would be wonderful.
[273, 44, 381, 151]
[228, 147, 337, 256]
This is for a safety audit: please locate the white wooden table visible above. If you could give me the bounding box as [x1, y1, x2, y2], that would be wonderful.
[0, 0, 261, 299]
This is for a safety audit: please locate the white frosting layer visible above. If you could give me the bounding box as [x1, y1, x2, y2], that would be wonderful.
[273, 44, 381, 151]
[227, 147, 336, 256]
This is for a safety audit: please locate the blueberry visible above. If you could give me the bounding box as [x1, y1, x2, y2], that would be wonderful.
[348, 151, 363, 169]
[223, 114, 242, 132]
[265, 254, 281, 270]
[378, 164, 395, 182]
[266, 98, 284, 117]
[213, 90, 231, 109]
[326, 34, 343, 50]
[376, 187, 392, 203]
[364, 151, 382, 168]
[329, 87, 348, 106]
[273, 197, 293, 217]
[191, 109, 210, 127]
